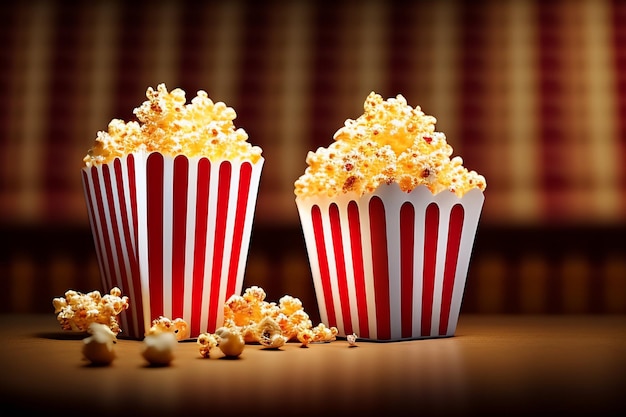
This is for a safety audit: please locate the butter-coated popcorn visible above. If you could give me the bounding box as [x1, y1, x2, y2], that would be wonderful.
[197, 333, 218, 358]
[52, 287, 129, 335]
[83, 83, 262, 167]
[223, 286, 338, 346]
[294, 92, 486, 198]
[146, 316, 189, 341]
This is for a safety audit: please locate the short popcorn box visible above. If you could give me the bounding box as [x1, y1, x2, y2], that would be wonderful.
[81, 152, 264, 339]
[296, 185, 484, 341]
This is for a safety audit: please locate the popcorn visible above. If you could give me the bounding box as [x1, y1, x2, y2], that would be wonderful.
[146, 316, 189, 341]
[82, 323, 117, 366]
[83, 83, 262, 167]
[223, 285, 338, 347]
[142, 332, 178, 366]
[197, 333, 218, 358]
[214, 327, 245, 357]
[347, 333, 358, 347]
[52, 287, 129, 335]
[256, 316, 287, 349]
[294, 92, 486, 198]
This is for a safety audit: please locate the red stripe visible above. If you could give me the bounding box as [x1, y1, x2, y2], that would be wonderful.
[369, 197, 390, 340]
[439, 204, 465, 335]
[225, 162, 252, 298]
[113, 159, 140, 336]
[91, 166, 116, 292]
[146, 153, 164, 320]
[422, 203, 439, 336]
[400, 202, 415, 338]
[312, 205, 336, 327]
[172, 156, 189, 319]
[329, 203, 353, 335]
[207, 162, 231, 330]
[348, 201, 368, 338]
[191, 158, 211, 337]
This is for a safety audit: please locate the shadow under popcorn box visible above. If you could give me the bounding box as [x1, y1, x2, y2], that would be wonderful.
[81, 151, 264, 339]
[296, 185, 484, 341]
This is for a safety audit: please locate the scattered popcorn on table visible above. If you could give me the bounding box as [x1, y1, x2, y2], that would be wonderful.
[347, 333, 358, 347]
[214, 327, 245, 357]
[82, 83, 262, 167]
[52, 287, 129, 335]
[82, 322, 117, 366]
[197, 333, 219, 358]
[257, 316, 287, 349]
[147, 316, 189, 341]
[142, 332, 178, 366]
[294, 92, 486, 198]
[223, 286, 338, 347]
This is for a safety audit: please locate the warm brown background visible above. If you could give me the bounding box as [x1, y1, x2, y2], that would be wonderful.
[1, 0, 626, 323]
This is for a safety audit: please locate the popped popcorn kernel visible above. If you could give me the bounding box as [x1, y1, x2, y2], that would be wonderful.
[142, 331, 178, 366]
[197, 333, 218, 358]
[222, 286, 333, 347]
[294, 92, 486, 198]
[146, 316, 189, 341]
[83, 83, 262, 167]
[214, 327, 245, 357]
[82, 322, 117, 366]
[52, 287, 129, 335]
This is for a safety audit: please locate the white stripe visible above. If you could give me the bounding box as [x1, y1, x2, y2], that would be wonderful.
[358, 196, 377, 340]
[134, 151, 151, 334]
[412, 192, 427, 337]
[161, 156, 174, 319]
[383, 197, 403, 340]
[184, 158, 199, 330]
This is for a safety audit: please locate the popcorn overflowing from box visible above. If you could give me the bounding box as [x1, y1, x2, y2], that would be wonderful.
[81, 84, 263, 339]
[295, 92, 486, 341]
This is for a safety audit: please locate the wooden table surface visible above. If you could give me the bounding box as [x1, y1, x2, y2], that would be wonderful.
[1, 314, 624, 416]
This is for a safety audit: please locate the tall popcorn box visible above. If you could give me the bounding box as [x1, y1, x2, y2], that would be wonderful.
[81, 151, 264, 339]
[296, 184, 484, 341]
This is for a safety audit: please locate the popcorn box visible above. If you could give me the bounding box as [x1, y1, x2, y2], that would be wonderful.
[82, 151, 263, 339]
[296, 185, 484, 341]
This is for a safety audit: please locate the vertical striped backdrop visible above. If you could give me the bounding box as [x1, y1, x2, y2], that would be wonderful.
[1, 0, 626, 228]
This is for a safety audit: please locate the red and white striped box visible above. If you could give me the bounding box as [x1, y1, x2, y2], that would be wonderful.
[81, 151, 263, 339]
[296, 184, 484, 341]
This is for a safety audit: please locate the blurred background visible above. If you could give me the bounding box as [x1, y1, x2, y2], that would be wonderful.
[1, 0, 625, 322]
